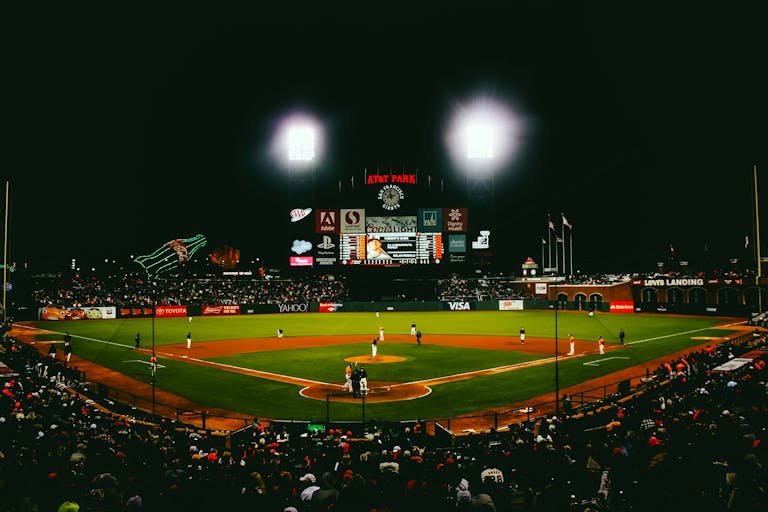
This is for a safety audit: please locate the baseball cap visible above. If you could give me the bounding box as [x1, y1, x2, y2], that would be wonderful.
[299, 473, 316, 484]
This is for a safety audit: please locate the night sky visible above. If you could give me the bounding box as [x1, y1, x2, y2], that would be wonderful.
[5, 4, 766, 273]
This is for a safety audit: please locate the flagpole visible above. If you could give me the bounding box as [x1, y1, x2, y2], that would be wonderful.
[561, 219, 566, 277]
[2, 181, 8, 323]
[547, 214, 552, 272]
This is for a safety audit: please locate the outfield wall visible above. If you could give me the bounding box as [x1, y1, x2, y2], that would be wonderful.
[34, 298, 750, 320]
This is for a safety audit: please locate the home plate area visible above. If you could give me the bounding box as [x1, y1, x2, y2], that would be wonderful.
[300, 381, 431, 403]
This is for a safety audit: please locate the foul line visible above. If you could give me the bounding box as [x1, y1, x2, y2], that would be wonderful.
[15, 322, 745, 392]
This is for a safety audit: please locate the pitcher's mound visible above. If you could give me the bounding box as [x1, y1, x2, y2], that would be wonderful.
[345, 355, 406, 364]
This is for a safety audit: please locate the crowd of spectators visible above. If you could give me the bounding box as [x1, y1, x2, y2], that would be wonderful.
[437, 276, 532, 302]
[3, 321, 765, 511]
[31, 273, 347, 308]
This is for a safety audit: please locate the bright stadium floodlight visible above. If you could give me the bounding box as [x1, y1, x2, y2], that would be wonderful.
[445, 97, 524, 174]
[287, 125, 316, 162]
[271, 112, 324, 170]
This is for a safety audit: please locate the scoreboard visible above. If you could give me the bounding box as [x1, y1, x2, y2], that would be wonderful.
[339, 232, 443, 265]
[289, 171, 470, 267]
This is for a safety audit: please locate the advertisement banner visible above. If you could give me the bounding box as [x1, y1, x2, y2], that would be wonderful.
[202, 305, 241, 316]
[498, 300, 524, 311]
[444, 208, 468, 232]
[417, 208, 443, 232]
[119, 307, 154, 318]
[155, 305, 188, 317]
[442, 301, 473, 311]
[39, 306, 116, 320]
[448, 234, 466, 253]
[340, 209, 366, 234]
[535, 283, 548, 295]
[277, 303, 310, 313]
[319, 302, 344, 312]
[315, 209, 339, 233]
[366, 216, 417, 233]
[289, 256, 314, 267]
[609, 301, 635, 313]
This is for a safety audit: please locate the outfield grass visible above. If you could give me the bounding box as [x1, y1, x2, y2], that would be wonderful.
[26, 312, 737, 421]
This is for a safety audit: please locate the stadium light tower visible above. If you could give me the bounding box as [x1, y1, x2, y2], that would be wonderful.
[271, 112, 324, 205]
[445, 96, 526, 251]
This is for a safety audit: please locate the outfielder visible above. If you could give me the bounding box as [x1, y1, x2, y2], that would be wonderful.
[371, 337, 378, 358]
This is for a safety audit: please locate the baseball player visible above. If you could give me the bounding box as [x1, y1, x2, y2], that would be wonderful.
[343, 363, 352, 392]
[410, 322, 417, 335]
[379, 326, 384, 341]
[64, 335, 73, 363]
[186, 332, 192, 349]
[371, 337, 378, 358]
[519, 327, 526, 344]
[359, 366, 368, 396]
[598, 335, 606, 355]
[567, 333, 575, 356]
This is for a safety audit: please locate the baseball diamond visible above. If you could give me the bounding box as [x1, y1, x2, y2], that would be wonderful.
[13, 310, 748, 424]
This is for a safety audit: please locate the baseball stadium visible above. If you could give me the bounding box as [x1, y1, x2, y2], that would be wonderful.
[4, 8, 768, 512]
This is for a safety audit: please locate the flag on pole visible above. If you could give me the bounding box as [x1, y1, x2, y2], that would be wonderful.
[562, 215, 572, 229]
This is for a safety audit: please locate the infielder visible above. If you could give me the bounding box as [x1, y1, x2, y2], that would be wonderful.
[371, 338, 378, 358]
[410, 322, 416, 335]
[519, 327, 526, 344]
[567, 333, 575, 356]
[186, 332, 192, 349]
[379, 326, 384, 341]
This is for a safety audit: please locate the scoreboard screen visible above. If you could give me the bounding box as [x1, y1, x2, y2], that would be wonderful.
[340, 232, 443, 265]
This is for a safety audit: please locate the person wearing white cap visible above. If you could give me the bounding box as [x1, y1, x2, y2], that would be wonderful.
[299, 473, 320, 501]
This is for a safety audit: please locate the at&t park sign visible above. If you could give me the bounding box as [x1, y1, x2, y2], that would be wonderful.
[365, 172, 417, 185]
